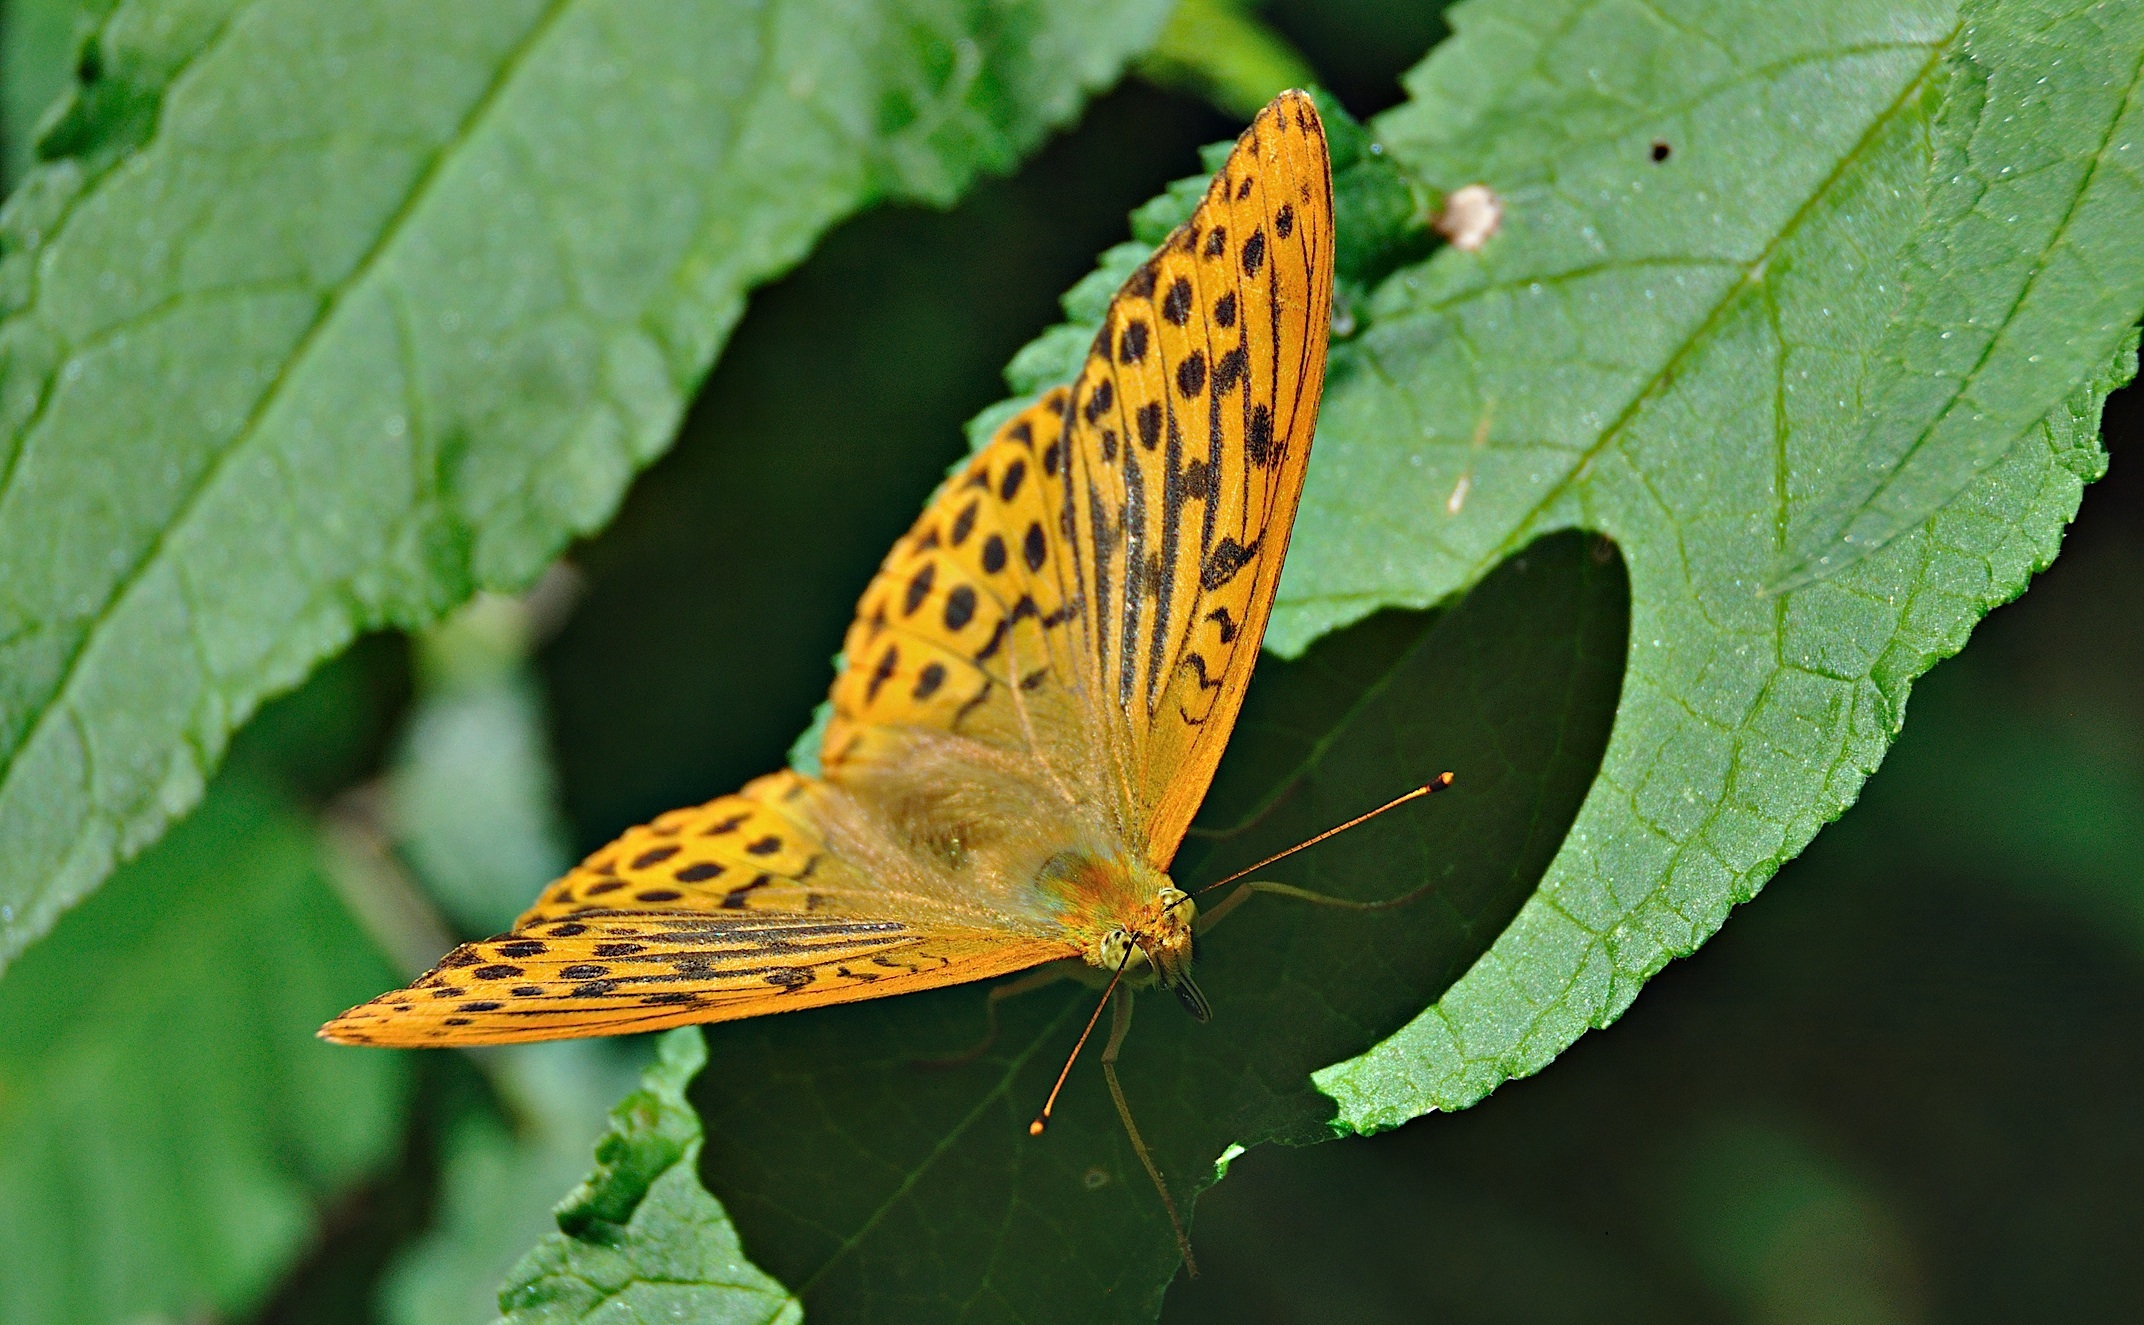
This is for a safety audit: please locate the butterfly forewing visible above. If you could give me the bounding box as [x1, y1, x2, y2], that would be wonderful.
[324, 911, 1070, 1046]
[822, 391, 1088, 781]
[1059, 95, 1335, 862]
[825, 93, 1333, 860]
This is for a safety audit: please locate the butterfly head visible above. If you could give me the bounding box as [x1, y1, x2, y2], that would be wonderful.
[1093, 878, 1210, 1023]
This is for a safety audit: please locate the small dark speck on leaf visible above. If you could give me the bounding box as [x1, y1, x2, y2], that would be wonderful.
[1650, 138, 1672, 162]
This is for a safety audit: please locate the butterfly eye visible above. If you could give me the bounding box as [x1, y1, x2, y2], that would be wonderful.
[1099, 928, 1138, 972]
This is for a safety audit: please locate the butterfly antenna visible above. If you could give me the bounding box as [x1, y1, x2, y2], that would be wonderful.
[1192, 773, 1455, 898]
[1029, 945, 1134, 1136]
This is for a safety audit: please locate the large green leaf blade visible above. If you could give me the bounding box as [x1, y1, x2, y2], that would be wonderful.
[0, 0, 1173, 971]
[0, 769, 410, 1325]
[1280, 0, 2142, 1126]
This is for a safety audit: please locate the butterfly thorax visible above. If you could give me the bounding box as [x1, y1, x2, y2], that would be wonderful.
[1042, 852, 1208, 1021]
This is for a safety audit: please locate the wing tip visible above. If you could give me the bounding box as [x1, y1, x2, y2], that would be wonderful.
[317, 1019, 373, 1047]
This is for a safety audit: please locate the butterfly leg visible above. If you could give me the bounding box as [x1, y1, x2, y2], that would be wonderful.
[1102, 988, 1198, 1276]
[1196, 876, 1441, 935]
[913, 964, 1075, 1069]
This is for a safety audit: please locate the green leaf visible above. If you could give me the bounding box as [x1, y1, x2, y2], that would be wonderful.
[1277, 0, 2141, 1127]
[1776, 0, 2144, 587]
[0, 0, 1175, 972]
[689, 534, 1625, 1320]
[497, 1027, 801, 1325]
[0, 767, 410, 1325]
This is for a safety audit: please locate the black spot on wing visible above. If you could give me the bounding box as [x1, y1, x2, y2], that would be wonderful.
[1246, 403, 1274, 467]
[1202, 535, 1260, 591]
[723, 874, 774, 908]
[1082, 380, 1114, 424]
[866, 645, 899, 702]
[944, 585, 976, 631]
[1162, 277, 1193, 326]
[1176, 351, 1206, 399]
[1136, 402, 1162, 450]
[1213, 346, 1246, 395]
[903, 563, 935, 616]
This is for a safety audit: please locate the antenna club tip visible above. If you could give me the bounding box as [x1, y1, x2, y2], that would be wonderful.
[1430, 771, 1455, 790]
[1028, 1119, 1047, 1136]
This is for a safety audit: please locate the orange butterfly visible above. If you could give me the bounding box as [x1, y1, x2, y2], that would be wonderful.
[326, 91, 1411, 1261]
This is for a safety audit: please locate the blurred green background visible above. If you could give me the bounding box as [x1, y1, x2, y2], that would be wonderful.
[3, 1, 2140, 1321]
